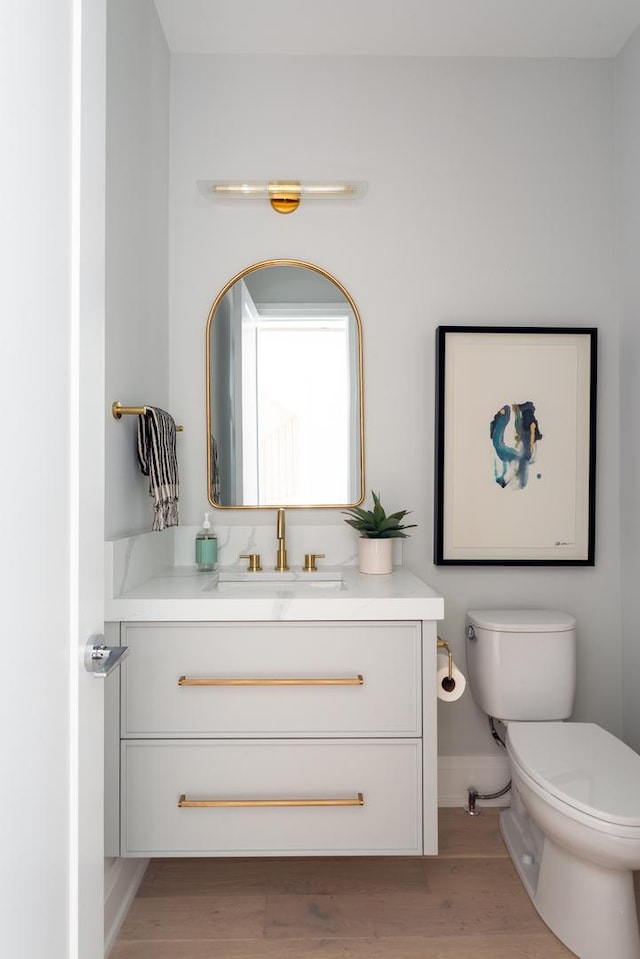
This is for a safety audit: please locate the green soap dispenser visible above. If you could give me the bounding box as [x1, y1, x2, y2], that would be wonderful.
[195, 512, 218, 575]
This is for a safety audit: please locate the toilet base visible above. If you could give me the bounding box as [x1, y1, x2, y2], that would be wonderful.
[501, 804, 640, 959]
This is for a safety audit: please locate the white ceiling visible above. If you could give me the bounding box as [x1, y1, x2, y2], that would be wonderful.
[153, 0, 640, 58]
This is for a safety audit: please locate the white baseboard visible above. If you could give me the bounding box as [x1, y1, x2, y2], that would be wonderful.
[104, 857, 148, 957]
[438, 754, 511, 808]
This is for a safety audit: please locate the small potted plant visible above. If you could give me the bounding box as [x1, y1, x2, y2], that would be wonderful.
[343, 491, 416, 574]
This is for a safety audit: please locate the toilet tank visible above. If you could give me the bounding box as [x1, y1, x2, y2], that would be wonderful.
[465, 609, 576, 722]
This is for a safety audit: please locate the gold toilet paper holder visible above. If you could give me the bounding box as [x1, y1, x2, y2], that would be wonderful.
[437, 637, 456, 692]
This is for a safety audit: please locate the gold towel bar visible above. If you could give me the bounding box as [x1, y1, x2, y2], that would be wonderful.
[178, 793, 365, 808]
[178, 675, 365, 687]
[111, 401, 183, 431]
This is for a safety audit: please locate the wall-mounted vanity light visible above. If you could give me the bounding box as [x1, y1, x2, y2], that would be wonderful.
[196, 180, 368, 214]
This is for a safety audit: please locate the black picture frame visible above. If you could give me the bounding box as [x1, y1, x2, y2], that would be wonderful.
[434, 326, 597, 566]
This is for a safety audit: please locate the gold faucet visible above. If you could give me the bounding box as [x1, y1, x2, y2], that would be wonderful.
[275, 508, 289, 571]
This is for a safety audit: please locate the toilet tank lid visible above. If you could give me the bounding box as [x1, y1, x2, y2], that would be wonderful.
[466, 609, 576, 632]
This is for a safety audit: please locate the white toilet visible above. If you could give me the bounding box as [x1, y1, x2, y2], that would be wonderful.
[465, 608, 640, 959]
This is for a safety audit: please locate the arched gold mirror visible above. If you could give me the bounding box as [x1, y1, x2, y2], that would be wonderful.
[206, 259, 365, 509]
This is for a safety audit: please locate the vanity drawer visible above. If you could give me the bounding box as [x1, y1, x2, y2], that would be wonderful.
[121, 738, 422, 856]
[121, 621, 422, 738]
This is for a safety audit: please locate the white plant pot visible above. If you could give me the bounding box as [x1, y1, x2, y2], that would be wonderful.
[358, 537, 393, 575]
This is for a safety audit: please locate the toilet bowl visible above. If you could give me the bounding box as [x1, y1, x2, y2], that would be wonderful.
[502, 721, 640, 959]
[465, 609, 640, 959]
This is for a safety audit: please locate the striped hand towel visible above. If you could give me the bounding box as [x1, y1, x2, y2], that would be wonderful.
[137, 407, 179, 530]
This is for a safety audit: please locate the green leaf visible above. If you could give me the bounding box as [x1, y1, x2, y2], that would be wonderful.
[343, 518, 366, 531]
[387, 509, 410, 522]
[379, 517, 401, 531]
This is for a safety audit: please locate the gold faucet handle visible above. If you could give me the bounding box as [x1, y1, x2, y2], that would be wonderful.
[239, 553, 262, 572]
[303, 553, 326, 572]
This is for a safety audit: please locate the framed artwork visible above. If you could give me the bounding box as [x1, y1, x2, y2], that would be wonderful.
[434, 327, 597, 566]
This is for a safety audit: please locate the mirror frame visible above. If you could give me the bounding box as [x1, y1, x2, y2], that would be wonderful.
[206, 258, 365, 510]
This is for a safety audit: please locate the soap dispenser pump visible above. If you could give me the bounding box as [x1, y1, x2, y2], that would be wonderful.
[195, 512, 218, 576]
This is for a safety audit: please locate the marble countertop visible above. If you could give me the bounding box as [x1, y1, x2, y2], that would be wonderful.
[105, 564, 445, 623]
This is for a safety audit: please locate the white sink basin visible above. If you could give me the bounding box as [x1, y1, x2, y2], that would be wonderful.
[217, 567, 344, 584]
[212, 580, 346, 594]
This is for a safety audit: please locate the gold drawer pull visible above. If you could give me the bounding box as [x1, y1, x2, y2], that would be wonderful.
[178, 792, 364, 808]
[177, 675, 364, 687]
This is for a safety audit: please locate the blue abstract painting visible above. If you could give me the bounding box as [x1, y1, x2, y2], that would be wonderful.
[490, 401, 542, 490]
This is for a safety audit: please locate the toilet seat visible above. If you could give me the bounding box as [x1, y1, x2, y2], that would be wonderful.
[507, 722, 640, 830]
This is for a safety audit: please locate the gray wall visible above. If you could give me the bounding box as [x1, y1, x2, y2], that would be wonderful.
[105, 0, 170, 538]
[168, 55, 621, 757]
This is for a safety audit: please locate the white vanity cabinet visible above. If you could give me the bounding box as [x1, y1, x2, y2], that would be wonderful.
[105, 560, 444, 859]
[118, 619, 434, 857]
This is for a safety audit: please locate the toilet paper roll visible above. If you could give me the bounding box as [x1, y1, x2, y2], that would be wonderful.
[436, 652, 466, 702]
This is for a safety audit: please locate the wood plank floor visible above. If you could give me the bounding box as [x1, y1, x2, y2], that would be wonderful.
[111, 809, 580, 958]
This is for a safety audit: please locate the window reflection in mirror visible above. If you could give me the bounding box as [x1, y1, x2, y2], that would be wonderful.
[206, 260, 364, 509]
